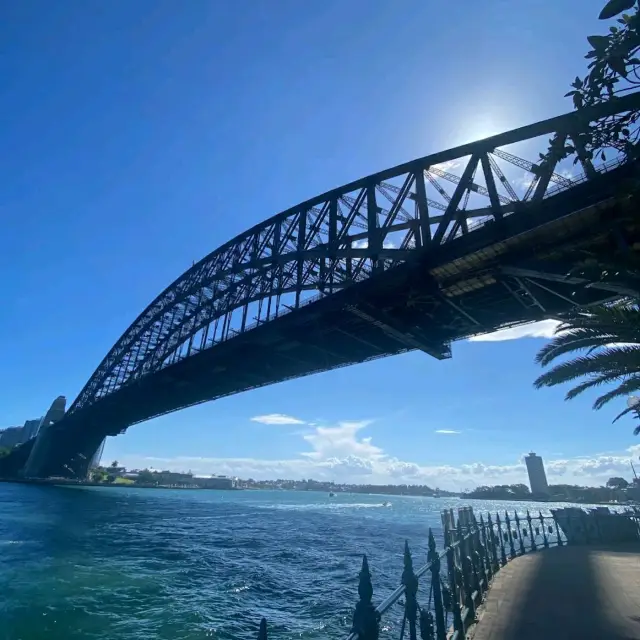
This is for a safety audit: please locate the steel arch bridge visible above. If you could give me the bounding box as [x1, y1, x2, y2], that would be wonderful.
[13, 93, 640, 479]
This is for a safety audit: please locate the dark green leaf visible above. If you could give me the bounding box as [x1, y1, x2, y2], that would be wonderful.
[608, 55, 629, 75]
[601, 151, 607, 161]
[573, 92, 584, 109]
[565, 90, 578, 97]
[623, 128, 630, 136]
[599, 0, 636, 20]
[610, 25, 619, 33]
[587, 34, 610, 50]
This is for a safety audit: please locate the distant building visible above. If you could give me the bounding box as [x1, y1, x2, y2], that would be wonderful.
[197, 475, 236, 490]
[525, 452, 549, 495]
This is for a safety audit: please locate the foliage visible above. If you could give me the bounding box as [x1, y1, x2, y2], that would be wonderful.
[549, 483, 626, 503]
[0, 446, 14, 459]
[551, 0, 640, 167]
[135, 469, 157, 485]
[467, 482, 631, 503]
[606, 475, 630, 488]
[89, 468, 107, 483]
[110, 460, 118, 468]
[533, 303, 640, 430]
[463, 484, 531, 500]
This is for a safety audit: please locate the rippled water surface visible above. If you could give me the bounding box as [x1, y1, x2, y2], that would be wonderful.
[0, 484, 573, 640]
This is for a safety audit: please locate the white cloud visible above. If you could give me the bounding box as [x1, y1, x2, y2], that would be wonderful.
[435, 429, 461, 435]
[114, 417, 640, 490]
[432, 160, 461, 172]
[302, 420, 382, 460]
[468, 319, 561, 342]
[250, 413, 306, 425]
[514, 171, 535, 191]
[351, 238, 396, 249]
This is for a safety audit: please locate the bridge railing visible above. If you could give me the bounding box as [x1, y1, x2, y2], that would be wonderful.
[253, 506, 640, 640]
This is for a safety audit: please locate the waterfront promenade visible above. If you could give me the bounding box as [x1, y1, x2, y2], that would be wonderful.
[472, 543, 640, 640]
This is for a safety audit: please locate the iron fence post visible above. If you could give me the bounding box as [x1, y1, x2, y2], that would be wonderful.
[428, 528, 447, 640]
[487, 513, 500, 571]
[479, 515, 493, 582]
[581, 510, 589, 544]
[258, 618, 267, 640]
[469, 520, 483, 599]
[514, 512, 525, 555]
[474, 516, 488, 594]
[504, 512, 516, 558]
[402, 541, 418, 640]
[444, 524, 465, 639]
[526, 510, 537, 552]
[539, 512, 549, 548]
[457, 521, 476, 623]
[554, 513, 564, 546]
[495, 513, 507, 566]
[351, 555, 380, 640]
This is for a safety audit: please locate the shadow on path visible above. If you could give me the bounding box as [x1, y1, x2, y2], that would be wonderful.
[472, 544, 640, 640]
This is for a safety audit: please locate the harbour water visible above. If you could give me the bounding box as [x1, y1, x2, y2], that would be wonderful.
[0, 483, 587, 640]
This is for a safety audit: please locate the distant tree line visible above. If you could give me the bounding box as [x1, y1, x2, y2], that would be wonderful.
[463, 479, 634, 503]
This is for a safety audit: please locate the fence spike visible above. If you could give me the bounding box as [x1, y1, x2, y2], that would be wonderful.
[352, 554, 379, 640]
[358, 554, 374, 604]
[258, 618, 267, 640]
[428, 527, 437, 557]
[404, 539, 414, 572]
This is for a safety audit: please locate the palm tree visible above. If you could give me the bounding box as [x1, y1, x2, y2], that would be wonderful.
[533, 302, 640, 431]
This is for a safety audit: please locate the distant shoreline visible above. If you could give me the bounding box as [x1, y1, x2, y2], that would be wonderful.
[0, 478, 240, 490]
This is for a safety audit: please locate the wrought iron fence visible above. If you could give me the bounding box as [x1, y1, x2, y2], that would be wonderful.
[254, 506, 640, 640]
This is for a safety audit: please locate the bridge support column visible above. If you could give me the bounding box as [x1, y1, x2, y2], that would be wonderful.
[23, 425, 106, 479]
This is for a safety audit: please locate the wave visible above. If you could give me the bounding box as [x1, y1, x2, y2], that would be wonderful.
[255, 502, 388, 511]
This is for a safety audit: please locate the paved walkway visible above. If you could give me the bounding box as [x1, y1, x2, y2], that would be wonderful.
[471, 544, 640, 640]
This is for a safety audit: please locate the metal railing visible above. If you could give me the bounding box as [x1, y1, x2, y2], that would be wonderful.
[252, 505, 640, 640]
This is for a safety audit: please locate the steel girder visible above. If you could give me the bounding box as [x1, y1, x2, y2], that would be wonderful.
[68, 93, 640, 414]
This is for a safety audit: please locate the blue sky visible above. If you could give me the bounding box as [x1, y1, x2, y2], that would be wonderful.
[2, 0, 638, 489]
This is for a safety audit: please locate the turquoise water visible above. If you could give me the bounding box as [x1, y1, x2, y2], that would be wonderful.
[0, 483, 573, 640]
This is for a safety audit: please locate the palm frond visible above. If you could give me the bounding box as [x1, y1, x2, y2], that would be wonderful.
[564, 372, 629, 402]
[535, 330, 619, 366]
[534, 345, 640, 389]
[613, 405, 636, 423]
[593, 376, 640, 410]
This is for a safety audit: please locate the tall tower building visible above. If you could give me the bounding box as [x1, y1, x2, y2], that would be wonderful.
[525, 452, 549, 495]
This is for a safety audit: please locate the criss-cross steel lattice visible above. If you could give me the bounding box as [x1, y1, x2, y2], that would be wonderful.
[68, 93, 640, 414]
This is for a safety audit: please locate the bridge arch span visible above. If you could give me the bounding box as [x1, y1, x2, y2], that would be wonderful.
[68, 94, 640, 417]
